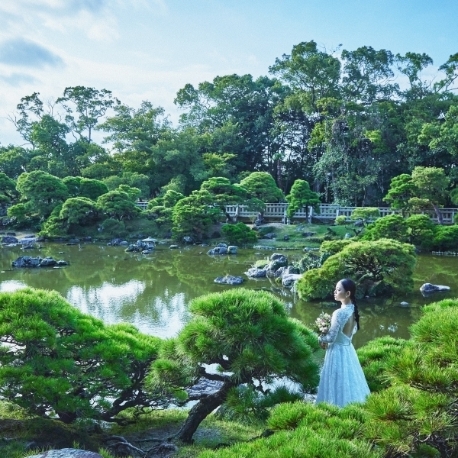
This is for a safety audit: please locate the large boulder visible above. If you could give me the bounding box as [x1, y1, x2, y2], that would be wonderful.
[420, 283, 450, 295]
[282, 273, 302, 288]
[1, 235, 18, 244]
[207, 243, 238, 255]
[214, 275, 244, 285]
[245, 266, 267, 278]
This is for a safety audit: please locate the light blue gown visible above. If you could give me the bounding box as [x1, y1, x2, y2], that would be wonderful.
[316, 304, 370, 407]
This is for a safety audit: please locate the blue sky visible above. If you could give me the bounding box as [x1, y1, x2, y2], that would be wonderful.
[0, 0, 457, 146]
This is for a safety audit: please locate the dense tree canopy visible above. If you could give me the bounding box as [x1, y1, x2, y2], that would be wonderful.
[1, 40, 458, 236]
[147, 288, 320, 442]
[0, 288, 161, 423]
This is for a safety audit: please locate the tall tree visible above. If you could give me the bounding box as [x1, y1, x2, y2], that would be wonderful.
[341, 46, 397, 105]
[285, 179, 320, 222]
[269, 41, 341, 112]
[410, 166, 450, 224]
[57, 86, 120, 142]
[175, 74, 286, 175]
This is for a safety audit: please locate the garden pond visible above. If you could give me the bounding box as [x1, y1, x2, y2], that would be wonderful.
[1, 240, 457, 348]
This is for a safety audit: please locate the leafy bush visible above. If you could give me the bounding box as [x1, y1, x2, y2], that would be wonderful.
[221, 222, 258, 245]
[100, 217, 127, 238]
[351, 207, 380, 224]
[362, 214, 409, 242]
[405, 214, 437, 250]
[432, 225, 458, 251]
[200, 402, 378, 458]
[362, 298, 458, 456]
[296, 239, 416, 300]
[357, 336, 408, 392]
[0, 288, 161, 423]
[335, 215, 347, 225]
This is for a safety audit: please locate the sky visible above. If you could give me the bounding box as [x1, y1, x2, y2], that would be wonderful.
[0, 0, 457, 147]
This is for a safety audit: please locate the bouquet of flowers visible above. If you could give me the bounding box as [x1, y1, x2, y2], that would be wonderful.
[313, 312, 332, 335]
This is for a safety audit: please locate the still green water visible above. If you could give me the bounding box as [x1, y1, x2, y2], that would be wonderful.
[1, 241, 457, 347]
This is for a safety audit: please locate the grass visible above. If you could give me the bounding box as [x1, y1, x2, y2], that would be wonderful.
[253, 222, 352, 250]
[0, 405, 264, 458]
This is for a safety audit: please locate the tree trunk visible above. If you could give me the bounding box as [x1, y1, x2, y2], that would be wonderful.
[176, 381, 234, 443]
[433, 203, 444, 225]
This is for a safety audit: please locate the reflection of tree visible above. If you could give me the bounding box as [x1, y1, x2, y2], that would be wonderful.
[413, 255, 458, 287]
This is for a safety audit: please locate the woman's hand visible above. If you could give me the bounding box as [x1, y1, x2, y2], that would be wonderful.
[320, 341, 328, 350]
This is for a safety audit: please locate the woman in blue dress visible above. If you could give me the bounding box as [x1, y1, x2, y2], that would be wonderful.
[316, 278, 370, 407]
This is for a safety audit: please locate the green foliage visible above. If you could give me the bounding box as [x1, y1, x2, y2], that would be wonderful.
[103, 172, 150, 198]
[96, 189, 141, 221]
[297, 239, 416, 300]
[357, 336, 408, 392]
[218, 384, 303, 424]
[221, 222, 257, 245]
[285, 179, 320, 220]
[148, 288, 321, 442]
[362, 214, 409, 242]
[57, 86, 120, 143]
[200, 402, 378, 458]
[0, 172, 17, 207]
[59, 197, 100, 231]
[350, 207, 380, 223]
[63, 176, 108, 200]
[432, 225, 458, 250]
[7, 203, 41, 230]
[383, 173, 416, 215]
[406, 214, 437, 250]
[361, 299, 458, 457]
[171, 189, 222, 241]
[320, 239, 355, 256]
[179, 289, 320, 386]
[335, 215, 347, 225]
[0, 288, 161, 423]
[239, 172, 285, 204]
[15, 170, 69, 219]
[410, 166, 450, 223]
[293, 251, 323, 273]
[148, 189, 184, 209]
[100, 218, 127, 238]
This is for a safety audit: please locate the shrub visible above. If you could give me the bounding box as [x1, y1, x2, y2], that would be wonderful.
[362, 214, 409, 242]
[405, 214, 437, 250]
[432, 225, 458, 251]
[100, 218, 127, 238]
[357, 336, 408, 392]
[199, 402, 378, 458]
[296, 239, 416, 300]
[0, 288, 161, 423]
[351, 207, 380, 224]
[362, 299, 458, 456]
[335, 215, 347, 225]
[221, 222, 258, 245]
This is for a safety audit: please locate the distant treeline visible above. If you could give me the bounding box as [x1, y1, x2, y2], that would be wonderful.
[1, 40, 458, 207]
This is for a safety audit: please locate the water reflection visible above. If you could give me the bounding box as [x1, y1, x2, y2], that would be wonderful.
[1, 242, 457, 346]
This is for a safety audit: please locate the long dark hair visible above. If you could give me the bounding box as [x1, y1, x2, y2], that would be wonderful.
[340, 278, 360, 330]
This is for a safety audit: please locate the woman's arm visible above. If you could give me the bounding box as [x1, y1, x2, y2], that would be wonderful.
[319, 309, 341, 345]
